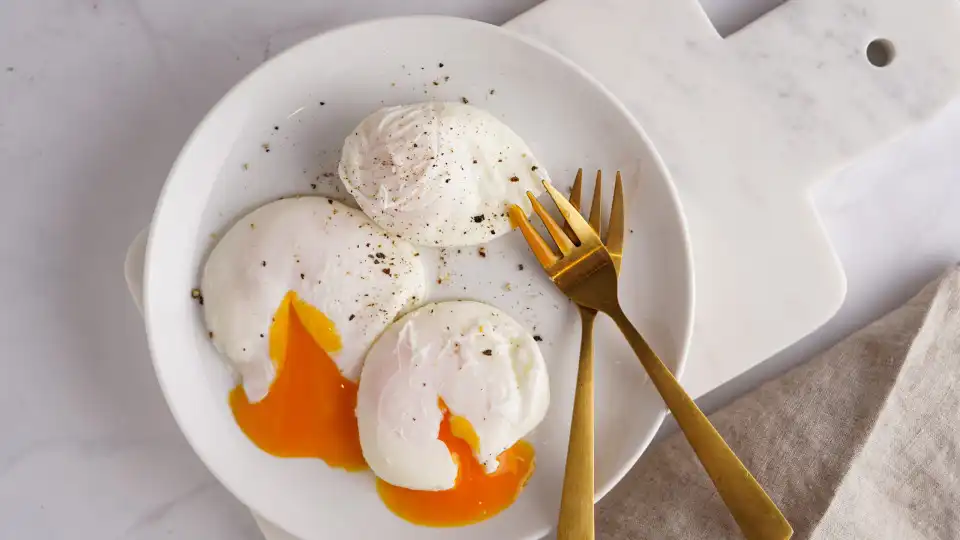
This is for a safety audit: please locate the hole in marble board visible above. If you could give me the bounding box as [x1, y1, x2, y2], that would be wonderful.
[866, 39, 895, 67]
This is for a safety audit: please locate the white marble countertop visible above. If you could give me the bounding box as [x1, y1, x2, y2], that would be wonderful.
[1, 0, 957, 538]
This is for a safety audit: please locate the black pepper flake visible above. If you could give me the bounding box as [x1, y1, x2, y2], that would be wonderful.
[262, 143, 270, 153]
[478, 247, 487, 258]
[413, 143, 418, 148]
[300, 273, 305, 279]
[208, 331, 214, 339]
[533, 335, 543, 342]
[349, 314, 356, 321]
[518, 264, 524, 271]
[261, 260, 267, 267]
[375, 252, 386, 259]
[310, 183, 317, 190]
[319, 101, 326, 106]
[531, 165, 538, 171]
[259, 333, 264, 338]
[432, 81, 439, 86]
[328, 199, 333, 204]
[482, 349, 493, 356]
[273, 126, 279, 130]
[445, 178, 450, 183]
[461, 97, 469, 104]
[322, 172, 335, 178]
[510, 176, 520, 183]
[438, 62, 444, 68]
[382, 268, 391, 275]
[472, 214, 485, 223]
[472, 159, 478, 164]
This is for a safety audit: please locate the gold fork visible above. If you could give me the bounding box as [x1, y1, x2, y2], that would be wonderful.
[509, 175, 793, 540]
[543, 169, 621, 540]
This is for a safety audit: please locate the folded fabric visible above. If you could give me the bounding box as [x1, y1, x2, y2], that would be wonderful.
[597, 265, 960, 539]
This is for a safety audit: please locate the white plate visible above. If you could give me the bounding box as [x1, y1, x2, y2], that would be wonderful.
[140, 16, 693, 540]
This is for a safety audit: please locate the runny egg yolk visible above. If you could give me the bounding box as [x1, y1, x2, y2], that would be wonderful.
[229, 291, 366, 470]
[376, 400, 536, 526]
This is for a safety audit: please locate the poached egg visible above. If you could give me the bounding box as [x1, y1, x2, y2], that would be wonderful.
[356, 300, 549, 525]
[200, 196, 426, 467]
[339, 102, 550, 247]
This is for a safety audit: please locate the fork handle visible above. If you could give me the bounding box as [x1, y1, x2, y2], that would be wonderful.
[557, 307, 596, 540]
[606, 305, 793, 540]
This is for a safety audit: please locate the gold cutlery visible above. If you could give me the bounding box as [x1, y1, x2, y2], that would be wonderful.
[509, 173, 792, 540]
[544, 169, 623, 540]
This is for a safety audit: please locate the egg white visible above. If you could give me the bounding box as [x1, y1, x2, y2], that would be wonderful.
[339, 102, 550, 247]
[356, 300, 549, 491]
[201, 197, 427, 402]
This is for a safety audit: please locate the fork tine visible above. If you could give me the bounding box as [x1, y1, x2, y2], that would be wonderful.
[561, 169, 584, 241]
[509, 205, 560, 268]
[606, 171, 625, 253]
[542, 181, 601, 245]
[526, 192, 576, 255]
[588, 170, 603, 235]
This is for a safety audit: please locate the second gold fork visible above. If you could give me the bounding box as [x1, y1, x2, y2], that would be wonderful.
[551, 169, 623, 540]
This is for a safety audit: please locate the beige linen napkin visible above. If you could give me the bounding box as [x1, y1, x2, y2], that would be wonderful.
[597, 265, 960, 540]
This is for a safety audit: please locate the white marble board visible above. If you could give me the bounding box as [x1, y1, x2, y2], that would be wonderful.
[507, 0, 960, 398]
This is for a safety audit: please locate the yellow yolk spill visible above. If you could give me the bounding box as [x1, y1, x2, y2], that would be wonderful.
[376, 400, 536, 527]
[229, 291, 366, 471]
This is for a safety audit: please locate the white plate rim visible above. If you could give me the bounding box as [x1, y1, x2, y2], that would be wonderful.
[141, 14, 694, 539]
